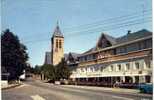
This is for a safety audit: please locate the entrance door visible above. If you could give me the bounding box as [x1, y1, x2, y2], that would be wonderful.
[125, 76, 132, 83]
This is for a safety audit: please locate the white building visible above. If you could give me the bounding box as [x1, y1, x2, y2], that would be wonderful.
[70, 29, 152, 84]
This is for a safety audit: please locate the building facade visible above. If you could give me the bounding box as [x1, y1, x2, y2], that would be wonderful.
[70, 29, 152, 84]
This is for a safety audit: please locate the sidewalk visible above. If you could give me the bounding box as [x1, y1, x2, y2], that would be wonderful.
[38, 80, 152, 97]
[61, 85, 152, 97]
[39, 80, 139, 94]
[62, 85, 139, 93]
[2, 83, 22, 90]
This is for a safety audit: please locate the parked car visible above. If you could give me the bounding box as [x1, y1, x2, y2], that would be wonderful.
[117, 83, 138, 89]
[54, 81, 61, 85]
[138, 83, 153, 94]
[19, 73, 26, 81]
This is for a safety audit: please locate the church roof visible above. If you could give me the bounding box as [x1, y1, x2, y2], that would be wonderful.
[53, 23, 63, 37]
[44, 52, 51, 65]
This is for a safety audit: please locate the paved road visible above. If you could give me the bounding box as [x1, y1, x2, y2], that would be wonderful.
[2, 79, 152, 100]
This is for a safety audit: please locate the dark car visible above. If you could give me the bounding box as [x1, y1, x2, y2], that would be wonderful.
[138, 83, 153, 94]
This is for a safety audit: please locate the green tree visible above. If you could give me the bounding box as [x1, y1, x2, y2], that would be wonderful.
[55, 58, 71, 81]
[40, 59, 71, 82]
[33, 65, 41, 75]
[42, 64, 55, 81]
[1, 29, 29, 80]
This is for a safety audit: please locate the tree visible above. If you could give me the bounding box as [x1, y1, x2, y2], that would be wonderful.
[33, 65, 41, 75]
[1, 29, 29, 80]
[41, 59, 71, 82]
[55, 58, 71, 80]
[41, 64, 55, 81]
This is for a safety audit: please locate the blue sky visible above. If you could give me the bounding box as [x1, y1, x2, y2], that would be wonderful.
[1, 0, 152, 66]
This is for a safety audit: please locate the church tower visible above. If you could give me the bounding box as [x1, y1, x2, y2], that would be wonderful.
[51, 22, 64, 65]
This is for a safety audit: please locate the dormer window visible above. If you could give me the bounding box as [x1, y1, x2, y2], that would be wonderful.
[97, 34, 113, 49]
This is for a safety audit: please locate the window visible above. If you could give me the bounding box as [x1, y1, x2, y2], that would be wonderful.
[145, 76, 151, 83]
[150, 60, 152, 68]
[90, 67, 94, 72]
[85, 68, 88, 72]
[101, 67, 104, 72]
[93, 54, 96, 59]
[111, 65, 113, 71]
[59, 40, 62, 48]
[84, 56, 87, 61]
[144, 60, 151, 69]
[94, 66, 99, 71]
[109, 65, 113, 71]
[138, 41, 146, 50]
[56, 39, 58, 48]
[113, 49, 116, 55]
[117, 64, 121, 71]
[87, 55, 91, 60]
[81, 68, 84, 72]
[135, 62, 140, 70]
[126, 63, 130, 70]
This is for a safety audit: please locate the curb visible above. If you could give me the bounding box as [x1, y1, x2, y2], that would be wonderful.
[61, 85, 152, 97]
[2, 83, 22, 90]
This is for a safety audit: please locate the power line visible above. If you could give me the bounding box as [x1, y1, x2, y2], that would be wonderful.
[64, 14, 151, 34]
[63, 9, 152, 31]
[64, 16, 152, 35]
[65, 18, 152, 37]
[69, 19, 152, 37]
[24, 18, 151, 44]
[23, 13, 152, 42]
[21, 9, 152, 40]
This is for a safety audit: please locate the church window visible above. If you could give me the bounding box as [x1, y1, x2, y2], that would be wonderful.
[56, 39, 58, 48]
[59, 40, 62, 48]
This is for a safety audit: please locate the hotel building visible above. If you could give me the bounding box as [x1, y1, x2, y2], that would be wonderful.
[70, 29, 152, 84]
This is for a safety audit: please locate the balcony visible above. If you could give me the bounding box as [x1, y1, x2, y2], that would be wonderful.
[79, 48, 152, 67]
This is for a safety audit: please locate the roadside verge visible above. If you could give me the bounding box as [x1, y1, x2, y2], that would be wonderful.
[2, 83, 22, 90]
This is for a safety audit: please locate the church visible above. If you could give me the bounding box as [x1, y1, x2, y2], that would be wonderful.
[44, 23, 79, 66]
[44, 22, 64, 65]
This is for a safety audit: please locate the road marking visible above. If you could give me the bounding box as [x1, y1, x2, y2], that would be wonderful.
[111, 95, 134, 100]
[31, 95, 46, 100]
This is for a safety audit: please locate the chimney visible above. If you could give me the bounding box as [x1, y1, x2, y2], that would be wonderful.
[127, 30, 131, 35]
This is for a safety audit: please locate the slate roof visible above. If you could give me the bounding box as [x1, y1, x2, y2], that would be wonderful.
[83, 29, 152, 54]
[116, 29, 152, 44]
[64, 52, 80, 61]
[64, 52, 80, 65]
[44, 52, 51, 64]
[44, 52, 80, 65]
[101, 33, 117, 45]
[53, 25, 63, 37]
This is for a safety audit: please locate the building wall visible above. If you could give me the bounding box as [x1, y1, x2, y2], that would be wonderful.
[52, 37, 64, 65]
[70, 57, 152, 83]
[70, 38, 152, 84]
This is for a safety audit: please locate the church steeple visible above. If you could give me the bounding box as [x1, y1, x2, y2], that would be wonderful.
[51, 21, 64, 65]
[53, 21, 63, 37]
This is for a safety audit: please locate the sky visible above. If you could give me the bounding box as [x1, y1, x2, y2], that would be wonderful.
[1, 0, 152, 67]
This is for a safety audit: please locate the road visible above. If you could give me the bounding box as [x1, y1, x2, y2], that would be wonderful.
[2, 79, 152, 100]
